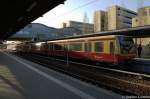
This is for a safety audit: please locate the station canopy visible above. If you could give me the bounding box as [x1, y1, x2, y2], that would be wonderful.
[0, 0, 65, 40]
[56, 25, 150, 40]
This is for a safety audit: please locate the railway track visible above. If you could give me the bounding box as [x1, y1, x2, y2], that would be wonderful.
[14, 52, 150, 95]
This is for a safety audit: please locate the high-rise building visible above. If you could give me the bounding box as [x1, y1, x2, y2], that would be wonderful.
[61, 21, 94, 33]
[132, 6, 150, 56]
[94, 11, 107, 32]
[132, 6, 150, 45]
[93, 5, 137, 32]
[132, 6, 150, 27]
[107, 5, 137, 30]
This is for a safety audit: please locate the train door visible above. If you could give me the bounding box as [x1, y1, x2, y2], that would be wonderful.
[84, 42, 92, 60]
[84, 42, 92, 52]
[44, 42, 48, 55]
[64, 42, 69, 65]
[47, 43, 53, 56]
[109, 40, 116, 63]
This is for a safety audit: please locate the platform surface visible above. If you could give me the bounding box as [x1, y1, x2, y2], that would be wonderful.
[134, 58, 150, 61]
[0, 50, 122, 99]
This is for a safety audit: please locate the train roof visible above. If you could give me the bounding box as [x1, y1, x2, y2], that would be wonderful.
[46, 34, 129, 43]
[47, 35, 118, 43]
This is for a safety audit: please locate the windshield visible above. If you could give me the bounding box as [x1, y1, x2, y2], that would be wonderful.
[118, 36, 135, 54]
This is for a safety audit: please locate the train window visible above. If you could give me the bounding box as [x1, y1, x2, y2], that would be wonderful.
[69, 43, 82, 51]
[84, 43, 92, 52]
[61, 44, 65, 51]
[64, 44, 68, 51]
[54, 44, 62, 50]
[44, 43, 48, 49]
[35, 45, 41, 50]
[94, 42, 104, 52]
[41, 43, 47, 50]
[118, 36, 134, 54]
[31, 44, 36, 50]
[48, 44, 53, 51]
[40, 44, 44, 50]
[110, 41, 115, 54]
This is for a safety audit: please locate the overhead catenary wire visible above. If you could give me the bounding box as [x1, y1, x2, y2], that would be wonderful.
[50, 0, 99, 21]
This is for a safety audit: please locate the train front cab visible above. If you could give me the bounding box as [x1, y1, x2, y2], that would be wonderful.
[115, 35, 136, 65]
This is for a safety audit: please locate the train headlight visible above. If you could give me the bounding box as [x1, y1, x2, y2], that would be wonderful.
[35, 42, 42, 46]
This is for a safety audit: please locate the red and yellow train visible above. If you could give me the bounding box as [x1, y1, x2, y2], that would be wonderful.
[16, 35, 136, 65]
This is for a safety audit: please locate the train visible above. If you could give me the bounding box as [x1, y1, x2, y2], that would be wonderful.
[16, 35, 136, 65]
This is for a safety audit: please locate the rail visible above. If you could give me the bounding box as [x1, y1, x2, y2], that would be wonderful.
[13, 52, 150, 95]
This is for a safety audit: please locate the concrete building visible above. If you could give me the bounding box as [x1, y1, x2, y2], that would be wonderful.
[58, 27, 82, 37]
[132, 6, 150, 27]
[94, 11, 108, 32]
[132, 6, 150, 45]
[132, 6, 150, 57]
[107, 5, 137, 30]
[94, 5, 137, 32]
[61, 21, 94, 33]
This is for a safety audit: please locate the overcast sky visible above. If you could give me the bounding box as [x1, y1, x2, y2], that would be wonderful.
[32, 0, 150, 28]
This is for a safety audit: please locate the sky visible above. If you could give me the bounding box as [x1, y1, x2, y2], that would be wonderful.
[32, 0, 150, 28]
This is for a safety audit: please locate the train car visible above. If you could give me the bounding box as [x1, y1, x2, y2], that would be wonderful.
[16, 35, 136, 65]
[15, 42, 36, 53]
[41, 35, 136, 65]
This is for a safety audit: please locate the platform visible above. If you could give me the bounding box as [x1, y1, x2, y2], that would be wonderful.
[0, 50, 121, 99]
[124, 58, 150, 74]
[134, 58, 150, 62]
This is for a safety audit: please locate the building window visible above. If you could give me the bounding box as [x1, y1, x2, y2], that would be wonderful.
[124, 16, 132, 19]
[123, 21, 132, 24]
[94, 42, 104, 52]
[125, 10, 137, 15]
[135, 19, 138, 22]
[144, 11, 147, 16]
